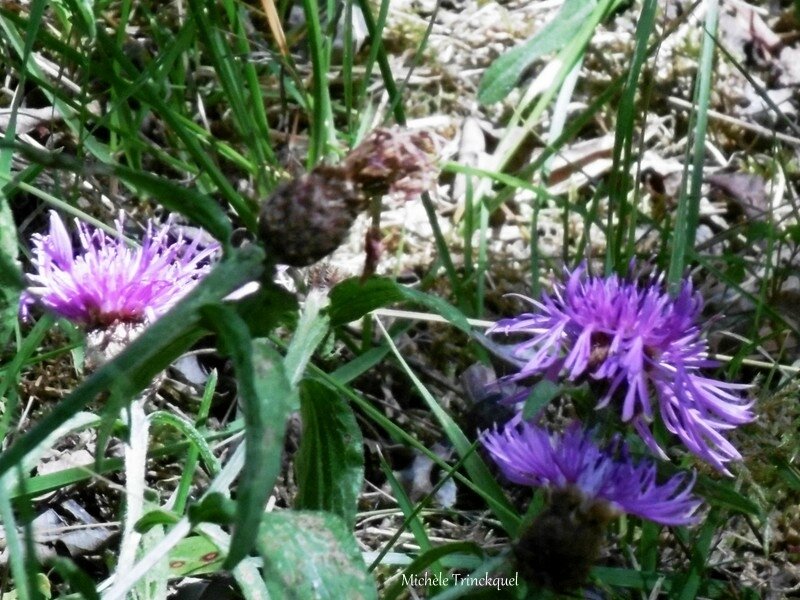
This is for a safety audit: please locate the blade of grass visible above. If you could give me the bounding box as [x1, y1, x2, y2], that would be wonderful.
[308, 361, 519, 530]
[470, 0, 626, 213]
[203, 306, 295, 570]
[172, 371, 219, 514]
[372, 446, 478, 579]
[355, 0, 404, 125]
[668, 0, 718, 290]
[302, 0, 334, 165]
[606, 0, 658, 273]
[189, 0, 276, 179]
[0, 314, 55, 446]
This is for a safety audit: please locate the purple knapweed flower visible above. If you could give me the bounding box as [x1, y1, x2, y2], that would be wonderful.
[22, 211, 219, 329]
[483, 422, 701, 526]
[488, 264, 754, 475]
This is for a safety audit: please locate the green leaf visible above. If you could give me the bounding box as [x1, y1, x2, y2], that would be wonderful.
[284, 289, 330, 386]
[148, 410, 222, 476]
[376, 322, 520, 535]
[59, 0, 96, 38]
[694, 476, 760, 516]
[207, 316, 295, 569]
[134, 509, 180, 533]
[187, 492, 236, 526]
[167, 536, 225, 577]
[0, 194, 21, 349]
[295, 380, 364, 529]
[522, 380, 560, 420]
[329, 277, 471, 332]
[400, 286, 471, 333]
[186, 0, 275, 177]
[0, 140, 234, 244]
[329, 277, 404, 326]
[257, 511, 377, 599]
[478, 0, 596, 104]
[106, 164, 233, 244]
[234, 281, 297, 338]
[775, 457, 800, 492]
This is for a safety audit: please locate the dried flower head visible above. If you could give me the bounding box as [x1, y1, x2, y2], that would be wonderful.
[258, 126, 438, 267]
[513, 486, 608, 592]
[259, 165, 363, 267]
[22, 211, 219, 330]
[343, 127, 439, 199]
[488, 264, 754, 474]
[483, 421, 701, 526]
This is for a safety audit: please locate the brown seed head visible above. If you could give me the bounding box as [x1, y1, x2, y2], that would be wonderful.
[258, 165, 365, 267]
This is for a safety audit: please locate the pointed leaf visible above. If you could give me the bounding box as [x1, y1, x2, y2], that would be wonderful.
[478, 0, 596, 104]
[295, 380, 364, 528]
[205, 309, 295, 569]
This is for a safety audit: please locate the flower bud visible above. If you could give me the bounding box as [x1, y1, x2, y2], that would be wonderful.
[258, 165, 365, 267]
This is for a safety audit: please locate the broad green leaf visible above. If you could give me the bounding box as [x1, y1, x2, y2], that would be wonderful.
[0, 133, 241, 246]
[478, 0, 596, 104]
[284, 289, 329, 386]
[187, 492, 236, 526]
[329, 277, 404, 326]
[106, 164, 233, 244]
[257, 511, 377, 599]
[234, 281, 297, 338]
[205, 310, 295, 569]
[295, 380, 364, 528]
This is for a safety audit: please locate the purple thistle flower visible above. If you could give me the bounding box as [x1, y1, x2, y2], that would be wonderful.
[488, 264, 754, 475]
[483, 421, 701, 526]
[22, 211, 219, 329]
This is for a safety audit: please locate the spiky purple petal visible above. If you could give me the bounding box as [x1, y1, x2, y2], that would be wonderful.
[23, 211, 219, 328]
[483, 422, 701, 526]
[488, 264, 754, 474]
